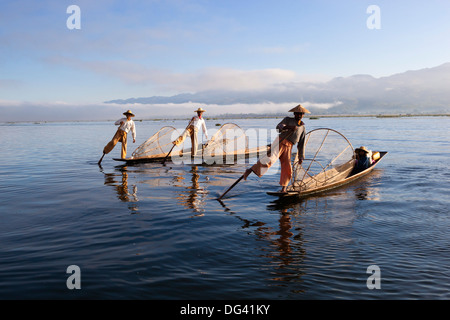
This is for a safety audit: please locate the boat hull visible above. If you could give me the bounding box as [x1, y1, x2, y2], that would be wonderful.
[267, 151, 387, 198]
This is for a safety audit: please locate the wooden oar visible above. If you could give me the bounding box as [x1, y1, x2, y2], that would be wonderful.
[217, 173, 245, 200]
[161, 143, 176, 165]
[98, 153, 106, 165]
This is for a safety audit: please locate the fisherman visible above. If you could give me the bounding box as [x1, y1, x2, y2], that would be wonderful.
[243, 104, 309, 193]
[173, 107, 209, 156]
[98, 110, 136, 164]
[353, 146, 373, 173]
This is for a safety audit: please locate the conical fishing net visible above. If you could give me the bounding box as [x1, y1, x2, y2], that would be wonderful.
[203, 123, 247, 160]
[131, 126, 181, 159]
[291, 128, 355, 192]
[130, 123, 266, 163]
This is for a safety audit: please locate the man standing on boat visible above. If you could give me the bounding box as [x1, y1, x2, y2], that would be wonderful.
[243, 104, 309, 193]
[173, 107, 209, 156]
[98, 110, 136, 164]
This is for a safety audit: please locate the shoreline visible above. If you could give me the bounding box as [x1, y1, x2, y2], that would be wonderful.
[1, 113, 449, 125]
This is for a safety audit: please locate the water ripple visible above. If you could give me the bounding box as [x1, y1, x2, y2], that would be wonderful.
[1, 117, 449, 299]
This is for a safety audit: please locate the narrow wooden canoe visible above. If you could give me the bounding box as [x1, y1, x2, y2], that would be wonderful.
[267, 151, 387, 198]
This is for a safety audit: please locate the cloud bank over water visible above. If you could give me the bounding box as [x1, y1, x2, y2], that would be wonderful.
[2, 63, 450, 122]
[105, 63, 450, 115]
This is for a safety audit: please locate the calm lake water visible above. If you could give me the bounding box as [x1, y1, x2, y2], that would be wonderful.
[0, 116, 449, 300]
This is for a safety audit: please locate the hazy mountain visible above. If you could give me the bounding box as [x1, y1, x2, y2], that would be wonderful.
[106, 63, 450, 114]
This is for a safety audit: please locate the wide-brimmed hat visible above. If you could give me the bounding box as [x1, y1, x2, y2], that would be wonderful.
[195, 107, 206, 113]
[123, 110, 135, 117]
[289, 104, 310, 114]
[355, 146, 369, 153]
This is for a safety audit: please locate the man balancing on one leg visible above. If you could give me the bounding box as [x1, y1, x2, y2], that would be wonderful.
[98, 110, 137, 165]
[243, 104, 310, 193]
[172, 107, 209, 157]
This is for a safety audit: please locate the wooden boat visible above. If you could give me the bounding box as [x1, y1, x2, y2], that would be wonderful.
[114, 144, 270, 165]
[113, 123, 271, 165]
[267, 151, 387, 198]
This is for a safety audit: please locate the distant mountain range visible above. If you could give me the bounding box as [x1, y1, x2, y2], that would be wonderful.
[106, 63, 450, 114]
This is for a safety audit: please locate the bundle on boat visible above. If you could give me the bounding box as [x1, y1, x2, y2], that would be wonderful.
[268, 128, 387, 197]
[115, 123, 269, 164]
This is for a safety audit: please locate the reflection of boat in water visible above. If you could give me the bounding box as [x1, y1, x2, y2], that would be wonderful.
[267, 128, 387, 198]
[114, 123, 269, 165]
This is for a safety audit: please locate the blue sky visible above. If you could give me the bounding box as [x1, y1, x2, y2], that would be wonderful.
[1, 0, 450, 120]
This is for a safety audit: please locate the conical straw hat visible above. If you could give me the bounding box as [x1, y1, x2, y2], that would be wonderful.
[289, 104, 310, 114]
[355, 146, 370, 153]
[123, 109, 135, 117]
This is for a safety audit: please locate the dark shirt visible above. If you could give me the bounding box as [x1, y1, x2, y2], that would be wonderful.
[276, 117, 306, 160]
[354, 156, 371, 173]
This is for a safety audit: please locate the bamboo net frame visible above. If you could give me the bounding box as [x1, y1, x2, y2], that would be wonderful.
[131, 126, 181, 159]
[202, 123, 248, 157]
[291, 128, 355, 192]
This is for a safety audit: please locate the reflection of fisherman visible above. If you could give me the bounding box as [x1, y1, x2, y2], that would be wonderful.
[175, 166, 207, 217]
[103, 168, 139, 213]
[243, 104, 309, 193]
[103, 169, 138, 203]
[173, 107, 209, 156]
[186, 166, 204, 215]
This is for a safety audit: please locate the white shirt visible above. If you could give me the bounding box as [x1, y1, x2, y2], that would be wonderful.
[115, 118, 136, 140]
[191, 116, 208, 139]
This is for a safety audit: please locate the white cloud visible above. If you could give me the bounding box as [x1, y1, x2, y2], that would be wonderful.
[0, 99, 296, 122]
[44, 56, 300, 92]
[179, 68, 298, 92]
[247, 43, 310, 55]
[136, 102, 297, 117]
[301, 101, 343, 109]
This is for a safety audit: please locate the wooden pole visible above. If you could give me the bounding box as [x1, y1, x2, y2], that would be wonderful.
[98, 153, 106, 165]
[217, 174, 244, 200]
[162, 118, 194, 165]
[161, 144, 176, 165]
[217, 127, 296, 200]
